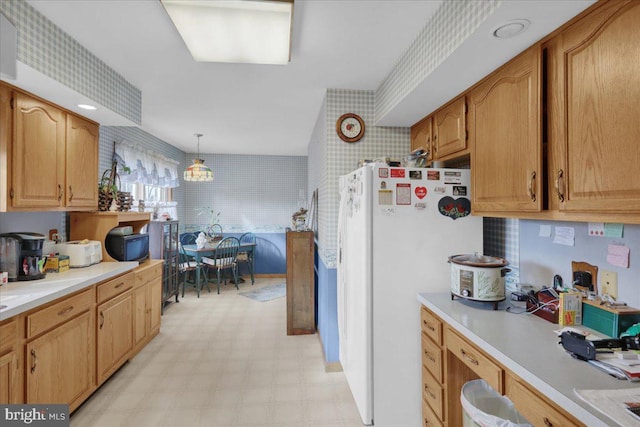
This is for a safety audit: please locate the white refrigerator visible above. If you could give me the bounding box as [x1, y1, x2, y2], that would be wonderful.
[337, 164, 483, 426]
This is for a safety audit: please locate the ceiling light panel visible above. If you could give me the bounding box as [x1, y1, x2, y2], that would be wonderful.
[161, 0, 293, 65]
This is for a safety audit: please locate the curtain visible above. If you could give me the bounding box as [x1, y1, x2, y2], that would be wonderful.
[113, 140, 180, 188]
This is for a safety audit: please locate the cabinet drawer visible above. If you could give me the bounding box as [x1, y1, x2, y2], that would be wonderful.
[506, 374, 580, 427]
[27, 289, 93, 339]
[422, 397, 444, 427]
[422, 365, 444, 421]
[421, 306, 442, 345]
[446, 328, 503, 393]
[134, 262, 162, 287]
[97, 272, 134, 304]
[0, 319, 17, 353]
[421, 333, 443, 383]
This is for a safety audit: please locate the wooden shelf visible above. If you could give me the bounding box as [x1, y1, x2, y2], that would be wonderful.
[70, 211, 151, 262]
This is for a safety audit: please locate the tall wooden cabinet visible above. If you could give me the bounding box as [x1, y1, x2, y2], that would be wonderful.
[545, 0, 640, 213]
[148, 220, 180, 310]
[469, 44, 542, 213]
[286, 230, 315, 335]
[0, 82, 99, 211]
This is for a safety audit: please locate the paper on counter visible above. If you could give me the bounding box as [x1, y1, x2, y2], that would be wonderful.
[575, 388, 640, 427]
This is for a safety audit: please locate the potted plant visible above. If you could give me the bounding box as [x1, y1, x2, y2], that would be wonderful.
[195, 206, 222, 240]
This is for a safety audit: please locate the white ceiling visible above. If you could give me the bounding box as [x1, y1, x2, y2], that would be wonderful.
[21, 0, 595, 156]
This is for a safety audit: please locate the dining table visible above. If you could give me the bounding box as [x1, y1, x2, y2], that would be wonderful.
[182, 242, 256, 293]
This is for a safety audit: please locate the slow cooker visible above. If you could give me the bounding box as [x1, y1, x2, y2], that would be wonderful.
[449, 253, 510, 310]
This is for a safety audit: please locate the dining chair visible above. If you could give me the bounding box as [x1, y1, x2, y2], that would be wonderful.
[201, 237, 240, 294]
[237, 232, 256, 285]
[180, 232, 198, 246]
[179, 243, 210, 298]
[207, 224, 223, 241]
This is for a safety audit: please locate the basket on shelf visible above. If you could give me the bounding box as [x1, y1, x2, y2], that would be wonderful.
[99, 161, 132, 212]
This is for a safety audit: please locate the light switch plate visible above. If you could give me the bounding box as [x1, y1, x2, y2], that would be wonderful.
[601, 270, 618, 299]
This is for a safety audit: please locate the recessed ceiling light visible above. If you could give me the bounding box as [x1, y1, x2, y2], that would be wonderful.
[492, 19, 530, 39]
[161, 0, 293, 65]
[78, 104, 97, 110]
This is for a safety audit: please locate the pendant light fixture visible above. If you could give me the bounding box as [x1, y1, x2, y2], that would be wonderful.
[184, 133, 214, 182]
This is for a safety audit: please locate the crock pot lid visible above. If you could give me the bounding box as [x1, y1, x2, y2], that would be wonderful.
[449, 253, 509, 267]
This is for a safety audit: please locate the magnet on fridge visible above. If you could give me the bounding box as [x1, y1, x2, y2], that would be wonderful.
[414, 203, 426, 209]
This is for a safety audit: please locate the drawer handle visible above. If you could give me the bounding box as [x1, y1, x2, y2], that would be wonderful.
[30, 349, 37, 373]
[68, 186, 73, 202]
[460, 348, 479, 366]
[423, 320, 435, 332]
[57, 306, 73, 316]
[528, 171, 537, 202]
[58, 184, 63, 201]
[99, 311, 104, 329]
[424, 384, 436, 400]
[424, 350, 436, 363]
[115, 282, 126, 289]
[543, 417, 553, 427]
[555, 169, 565, 202]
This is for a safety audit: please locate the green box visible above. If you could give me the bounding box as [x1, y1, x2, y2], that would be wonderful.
[582, 300, 640, 338]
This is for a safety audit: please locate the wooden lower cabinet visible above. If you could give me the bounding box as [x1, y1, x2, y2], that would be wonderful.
[0, 319, 21, 404]
[132, 260, 163, 355]
[421, 305, 586, 427]
[422, 398, 444, 427]
[26, 310, 94, 411]
[506, 373, 580, 427]
[96, 290, 133, 385]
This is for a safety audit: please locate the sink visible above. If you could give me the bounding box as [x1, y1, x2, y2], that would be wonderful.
[0, 293, 34, 310]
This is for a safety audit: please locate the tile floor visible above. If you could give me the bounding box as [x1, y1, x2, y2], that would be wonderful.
[70, 277, 363, 427]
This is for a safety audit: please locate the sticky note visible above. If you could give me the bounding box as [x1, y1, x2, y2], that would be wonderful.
[553, 226, 575, 246]
[607, 244, 629, 268]
[604, 223, 624, 238]
[539, 225, 551, 237]
[588, 222, 605, 236]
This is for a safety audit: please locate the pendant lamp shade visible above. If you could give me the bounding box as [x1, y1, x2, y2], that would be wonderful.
[184, 133, 214, 182]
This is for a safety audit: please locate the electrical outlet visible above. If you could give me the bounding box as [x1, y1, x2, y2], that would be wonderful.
[601, 270, 618, 299]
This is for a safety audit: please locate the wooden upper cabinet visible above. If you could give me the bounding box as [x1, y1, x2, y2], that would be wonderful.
[470, 45, 542, 213]
[546, 0, 640, 213]
[66, 114, 99, 208]
[410, 116, 433, 162]
[0, 83, 99, 211]
[13, 92, 66, 208]
[433, 96, 467, 159]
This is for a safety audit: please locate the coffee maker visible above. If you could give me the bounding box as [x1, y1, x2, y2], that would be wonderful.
[0, 232, 47, 281]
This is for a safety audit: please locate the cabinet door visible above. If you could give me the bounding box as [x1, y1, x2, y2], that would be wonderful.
[66, 114, 98, 208]
[149, 278, 162, 333]
[133, 284, 147, 347]
[13, 92, 65, 208]
[470, 45, 542, 213]
[286, 231, 315, 335]
[97, 291, 133, 385]
[411, 116, 433, 162]
[0, 352, 19, 404]
[433, 97, 466, 159]
[26, 311, 94, 409]
[547, 0, 640, 212]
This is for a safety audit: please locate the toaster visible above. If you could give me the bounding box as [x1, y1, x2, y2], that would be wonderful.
[56, 240, 103, 267]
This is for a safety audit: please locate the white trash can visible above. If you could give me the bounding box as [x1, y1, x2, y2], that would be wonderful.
[461, 379, 531, 427]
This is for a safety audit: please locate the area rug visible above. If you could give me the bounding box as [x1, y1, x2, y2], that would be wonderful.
[239, 283, 286, 302]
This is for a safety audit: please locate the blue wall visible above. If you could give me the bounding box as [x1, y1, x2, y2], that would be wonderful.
[317, 257, 339, 363]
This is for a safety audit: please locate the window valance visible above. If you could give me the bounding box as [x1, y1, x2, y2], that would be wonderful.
[114, 140, 180, 188]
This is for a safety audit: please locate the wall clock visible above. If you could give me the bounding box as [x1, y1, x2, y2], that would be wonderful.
[336, 113, 365, 143]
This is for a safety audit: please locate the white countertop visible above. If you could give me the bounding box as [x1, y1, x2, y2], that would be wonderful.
[0, 262, 138, 321]
[418, 293, 640, 427]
